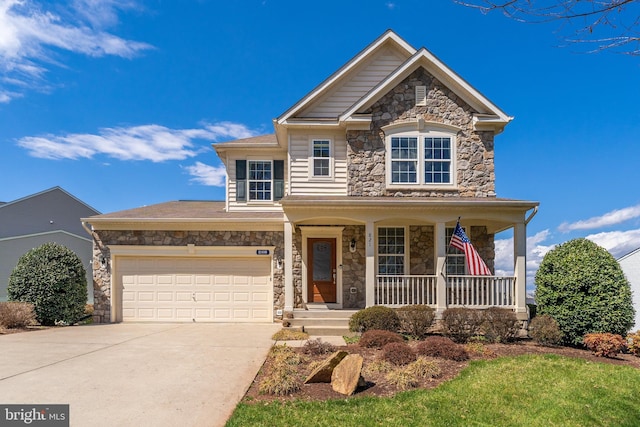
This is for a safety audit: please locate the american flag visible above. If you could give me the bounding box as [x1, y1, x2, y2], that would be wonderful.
[449, 222, 491, 276]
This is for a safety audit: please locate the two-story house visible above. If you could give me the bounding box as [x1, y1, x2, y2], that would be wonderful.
[84, 30, 538, 326]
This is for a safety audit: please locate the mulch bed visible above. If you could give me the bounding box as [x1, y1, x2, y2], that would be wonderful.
[243, 339, 640, 404]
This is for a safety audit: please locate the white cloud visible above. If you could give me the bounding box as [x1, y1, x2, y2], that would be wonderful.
[586, 228, 640, 259]
[0, 0, 152, 101]
[559, 204, 640, 232]
[184, 162, 226, 187]
[17, 121, 260, 162]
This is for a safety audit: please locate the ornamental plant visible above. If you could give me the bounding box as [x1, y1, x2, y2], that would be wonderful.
[583, 333, 627, 358]
[535, 238, 634, 346]
[8, 242, 88, 326]
[349, 306, 401, 333]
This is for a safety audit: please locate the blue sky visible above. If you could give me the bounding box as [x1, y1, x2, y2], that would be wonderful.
[1, 0, 639, 290]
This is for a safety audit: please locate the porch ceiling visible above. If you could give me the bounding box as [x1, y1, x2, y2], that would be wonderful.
[280, 196, 539, 234]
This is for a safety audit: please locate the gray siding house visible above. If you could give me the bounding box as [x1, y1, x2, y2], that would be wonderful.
[0, 187, 100, 301]
[619, 248, 640, 331]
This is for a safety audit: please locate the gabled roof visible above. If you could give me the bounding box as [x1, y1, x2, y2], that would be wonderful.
[619, 247, 640, 262]
[277, 29, 416, 124]
[214, 134, 280, 153]
[339, 47, 512, 129]
[0, 186, 100, 214]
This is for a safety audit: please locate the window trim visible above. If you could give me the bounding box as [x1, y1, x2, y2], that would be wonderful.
[446, 226, 467, 275]
[376, 226, 408, 276]
[309, 137, 334, 180]
[247, 159, 273, 202]
[384, 127, 457, 190]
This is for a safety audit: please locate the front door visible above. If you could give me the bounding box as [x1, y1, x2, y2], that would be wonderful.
[307, 238, 336, 303]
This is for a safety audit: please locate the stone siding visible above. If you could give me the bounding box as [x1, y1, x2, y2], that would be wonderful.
[341, 226, 366, 308]
[91, 230, 284, 323]
[470, 226, 495, 273]
[409, 226, 435, 275]
[347, 68, 495, 197]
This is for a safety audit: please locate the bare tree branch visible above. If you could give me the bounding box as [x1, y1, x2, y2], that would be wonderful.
[455, 0, 640, 55]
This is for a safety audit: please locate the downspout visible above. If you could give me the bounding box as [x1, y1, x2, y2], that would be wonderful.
[524, 206, 538, 226]
[81, 220, 93, 236]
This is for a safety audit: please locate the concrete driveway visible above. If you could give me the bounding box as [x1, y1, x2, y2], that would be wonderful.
[0, 323, 280, 427]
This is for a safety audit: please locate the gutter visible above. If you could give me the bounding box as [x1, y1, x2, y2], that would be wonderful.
[525, 206, 539, 225]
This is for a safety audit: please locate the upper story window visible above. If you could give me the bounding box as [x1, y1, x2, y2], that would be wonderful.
[385, 127, 456, 189]
[311, 139, 332, 178]
[235, 159, 284, 202]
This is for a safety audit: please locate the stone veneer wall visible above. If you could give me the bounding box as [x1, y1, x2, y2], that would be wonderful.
[470, 226, 495, 273]
[91, 230, 284, 323]
[409, 226, 435, 275]
[341, 225, 366, 308]
[347, 68, 495, 198]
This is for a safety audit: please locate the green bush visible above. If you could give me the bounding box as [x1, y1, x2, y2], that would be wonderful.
[583, 333, 627, 358]
[482, 307, 519, 343]
[397, 305, 435, 338]
[535, 238, 634, 346]
[8, 242, 88, 326]
[0, 302, 37, 328]
[359, 329, 404, 349]
[441, 308, 483, 343]
[416, 336, 469, 361]
[382, 342, 416, 366]
[529, 314, 563, 346]
[349, 306, 401, 333]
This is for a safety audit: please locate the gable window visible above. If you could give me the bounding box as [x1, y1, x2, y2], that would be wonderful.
[377, 227, 405, 275]
[236, 159, 284, 202]
[311, 139, 332, 178]
[249, 161, 272, 200]
[386, 129, 456, 188]
[446, 226, 466, 275]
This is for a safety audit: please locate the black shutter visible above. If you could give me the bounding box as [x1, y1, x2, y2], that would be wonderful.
[236, 160, 247, 201]
[273, 160, 284, 201]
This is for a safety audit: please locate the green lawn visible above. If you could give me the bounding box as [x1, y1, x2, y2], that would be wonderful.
[226, 354, 640, 427]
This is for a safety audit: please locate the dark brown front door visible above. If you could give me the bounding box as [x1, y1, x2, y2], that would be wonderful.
[307, 238, 336, 303]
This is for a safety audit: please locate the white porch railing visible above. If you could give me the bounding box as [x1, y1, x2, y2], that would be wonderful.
[374, 275, 516, 308]
[375, 275, 437, 307]
[447, 275, 516, 308]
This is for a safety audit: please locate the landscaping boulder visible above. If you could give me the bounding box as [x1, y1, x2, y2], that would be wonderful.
[331, 354, 365, 396]
[304, 350, 348, 384]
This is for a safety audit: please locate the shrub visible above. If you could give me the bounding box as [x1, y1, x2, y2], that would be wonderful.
[385, 369, 419, 390]
[482, 307, 519, 343]
[363, 359, 394, 376]
[529, 314, 563, 346]
[359, 329, 404, 349]
[405, 357, 441, 379]
[0, 302, 37, 328]
[272, 329, 309, 341]
[8, 242, 88, 326]
[416, 336, 469, 361]
[302, 338, 336, 355]
[385, 357, 441, 391]
[535, 238, 634, 346]
[583, 333, 627, 358]
[259, 346, 303, 395]
[382, 342, 416, 366]
[349, 306, 401, 333]
[441, 308, 483, 343]
[397, 305, 435, 338]
[464, 342, 497, 358]
[627, 331, 640, 357]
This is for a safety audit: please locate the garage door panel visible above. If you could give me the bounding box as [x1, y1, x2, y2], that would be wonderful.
[119, 256, 272, 322]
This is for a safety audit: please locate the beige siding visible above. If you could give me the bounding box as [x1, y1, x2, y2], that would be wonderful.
[299, 47, 408, 118]
[227, 155, 287, 212]
[289, 132, 347, 196]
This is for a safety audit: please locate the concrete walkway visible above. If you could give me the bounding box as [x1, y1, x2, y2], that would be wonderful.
[0, 323, 280, 427]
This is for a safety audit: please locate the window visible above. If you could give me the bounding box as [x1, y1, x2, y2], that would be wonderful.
[311, 139, 331, 177]
[391, 137, 417, 183]
[387, 131, 455, 187]
[377, 227, 405, 275]
[446, 227, 466, 275]
[249, 161, 272, 201]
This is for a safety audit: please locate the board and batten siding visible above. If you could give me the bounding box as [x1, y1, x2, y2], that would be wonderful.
[299, 47, 408, 118]
[227, 155, 287, 212]
[289, 132, 347, 196]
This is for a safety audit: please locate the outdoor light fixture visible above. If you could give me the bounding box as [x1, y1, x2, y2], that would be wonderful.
[276, 257, 283, 270]
[350, 238, 357, 253]
[99, 255, 108, 266]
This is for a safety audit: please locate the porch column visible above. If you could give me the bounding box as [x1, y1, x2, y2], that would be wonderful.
[513, 220, 528, 320]
[284, 219, 294, 312]
[435, 222, 448, 317]
[365, 220, 375, 307]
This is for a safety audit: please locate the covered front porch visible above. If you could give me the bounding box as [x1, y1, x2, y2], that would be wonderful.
[279, 196, 538, 321]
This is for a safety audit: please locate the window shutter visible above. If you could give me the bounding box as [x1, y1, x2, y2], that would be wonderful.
[415, 85, 427, 106]
[273, 160, 284, 201]
[236, 160, 247, 201]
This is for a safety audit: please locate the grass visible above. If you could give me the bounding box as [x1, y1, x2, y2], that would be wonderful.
[271, 329, 309, 341]
[226, 354, 640, 427]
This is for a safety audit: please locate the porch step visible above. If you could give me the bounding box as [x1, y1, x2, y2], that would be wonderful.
[285, 308, 359, 337]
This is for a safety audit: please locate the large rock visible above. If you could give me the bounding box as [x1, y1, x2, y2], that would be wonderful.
[304, 351, 348, 384]
[331, 354, 365, 396]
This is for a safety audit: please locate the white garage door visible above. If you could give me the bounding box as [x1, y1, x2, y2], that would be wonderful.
[118, 257, 272, 322]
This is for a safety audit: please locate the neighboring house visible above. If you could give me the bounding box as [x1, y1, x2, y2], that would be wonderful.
[619, 248, 640, 330]
[84, 30, 538, 324]
[0, 187, 100, 302]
